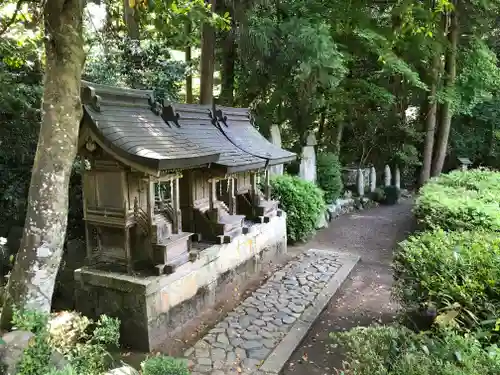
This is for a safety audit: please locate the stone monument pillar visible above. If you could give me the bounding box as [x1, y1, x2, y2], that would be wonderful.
[369, 166, 376, 192]
[268, 124, 284, 176]
[394, 166, 401, 189]
[299, 132, 317, 183]
[384, 165, 391, 187]
[356, 168, 365, 196]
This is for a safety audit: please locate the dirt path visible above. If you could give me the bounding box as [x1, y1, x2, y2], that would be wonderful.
[283, 200, 415, 374]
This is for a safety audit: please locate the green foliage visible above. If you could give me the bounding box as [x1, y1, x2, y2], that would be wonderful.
[141, 355, 190, 375]
[333, 325, 500, 375]
[12, 309, 54, 375]
[84, 37, 186, 101]
[316, 152, 343, 204]
[270, 175, 325, 243]
[383, 186, 401, 205]
[44, 367, 78, 375]
[10, 309, 119, 375]
[415, 170, 500, 231]
[393, 229, 500, 332]
[51, 314, 120, 375]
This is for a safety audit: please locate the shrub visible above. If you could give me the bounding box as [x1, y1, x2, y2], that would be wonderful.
[333, 325, 500, 375]
[415, 169, 500, 231]
[270, 174, 325, 243]
[393, 229, 500, 332]
[10, 309, 119, 375]
[383, 186, 401, 205]
[141, 355, 190, 375]
[316, 152, 343, 204]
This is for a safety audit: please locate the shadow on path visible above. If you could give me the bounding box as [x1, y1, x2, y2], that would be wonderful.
[283, 200, 415, 375]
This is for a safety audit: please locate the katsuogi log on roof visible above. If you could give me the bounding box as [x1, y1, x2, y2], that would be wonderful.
[214, 106, 296, 166]
[161, 103, 267, 173]
[80, 81, 220, 173]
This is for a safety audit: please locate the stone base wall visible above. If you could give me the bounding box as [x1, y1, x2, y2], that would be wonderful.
[74, 213, 287, 352]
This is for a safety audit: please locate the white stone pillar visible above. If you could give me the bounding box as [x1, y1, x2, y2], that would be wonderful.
[384, 165, 391, 187]
[299, 132, 317, 184]
[369, 166, 376, 192]
[356, 168, 365, 197]
[268, 124, 284, 176]
[394, 166, 401, 189]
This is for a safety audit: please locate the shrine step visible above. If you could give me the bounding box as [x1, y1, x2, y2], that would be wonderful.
[152, 232, 193, 270]
[255, 199, 279, 217]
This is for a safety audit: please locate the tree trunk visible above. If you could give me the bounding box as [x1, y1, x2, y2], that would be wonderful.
[219, 6, 236, 106]
[123, 0, 139, 40]
[1, 0, 85, 329]
[185, 21, 193, 104]
[333, 122, 344, 155]
[431, 9, 458, 176]
[199, 0, 216, 105]
[419, 50, 441, 186]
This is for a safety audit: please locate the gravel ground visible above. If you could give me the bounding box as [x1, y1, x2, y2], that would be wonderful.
[283, 200, 415, 375]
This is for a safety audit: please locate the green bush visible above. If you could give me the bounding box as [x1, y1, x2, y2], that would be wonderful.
[393, 229, 500, 332]
[383, 186, 401, 205]
[141, 355, 190, 375]
[10, 309, 119, 375]
[333, 325, 500, 375]
[270, 174, 325, 243]
[316, 152, 343, 204]
[415, 169, 500, 231]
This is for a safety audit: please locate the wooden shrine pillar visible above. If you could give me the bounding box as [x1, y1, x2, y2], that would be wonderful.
[172, 177, 181, 233]
[264, 169, 271, 200]
[209, 178, 217, 211]
[250, 172, 259, 205]
[228, 177, 236, 214]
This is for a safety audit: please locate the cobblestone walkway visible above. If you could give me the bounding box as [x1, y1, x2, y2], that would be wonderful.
[184, 250, 344, 374]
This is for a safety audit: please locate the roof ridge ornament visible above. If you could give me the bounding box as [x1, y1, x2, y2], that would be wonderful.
[161, 103, 181, 128]
[214, 108, 228, 127]
[148, 95, 162, 116]
[81, 86, 102, 112]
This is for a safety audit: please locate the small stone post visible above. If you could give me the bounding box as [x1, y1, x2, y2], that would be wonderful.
[268, 124, 284, 176]
[299, 132, 317, 184]
[369, 166, 376, 192]
[384, 165, 391, 187]
[356, 168, 365, 197]
[394, 166, 401, 189]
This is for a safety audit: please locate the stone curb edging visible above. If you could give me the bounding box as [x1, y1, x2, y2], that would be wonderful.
[257, 250, 360, 375]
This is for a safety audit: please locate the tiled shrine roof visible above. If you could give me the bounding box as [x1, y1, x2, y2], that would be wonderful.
[81, 81, 220, 171]
[162, 103, 267, 173]
[215, 106, 296, 166]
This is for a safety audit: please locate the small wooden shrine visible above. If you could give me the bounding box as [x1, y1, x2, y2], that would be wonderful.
[78, 81, 296, 276]
[214, 106, 296, 219]
[161, 103, 273, 243]
[79, 81, 220, 275]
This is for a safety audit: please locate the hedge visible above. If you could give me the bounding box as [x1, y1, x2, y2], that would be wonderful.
[414, 169, 500, 231]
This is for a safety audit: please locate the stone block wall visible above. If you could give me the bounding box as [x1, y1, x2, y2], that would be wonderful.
[74, 214, 287, 352]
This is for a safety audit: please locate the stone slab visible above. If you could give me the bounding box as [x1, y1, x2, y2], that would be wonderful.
[184, 249, 359, 375]
[259, 250, 359, 374]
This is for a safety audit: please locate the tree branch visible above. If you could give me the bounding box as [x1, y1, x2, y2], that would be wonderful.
[0, 0, 24, 37]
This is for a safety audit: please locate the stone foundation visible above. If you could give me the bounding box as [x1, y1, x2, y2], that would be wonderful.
[73, 213, 287, 352]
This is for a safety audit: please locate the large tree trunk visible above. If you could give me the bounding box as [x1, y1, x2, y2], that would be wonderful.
[123, 0, 139, 39]
[185, 21, 193, 104]
[1, 0, 85, 329]
[333, 122, 344, 155]
[431, 9, 458, 176]
[199, 0, 216, 105]
[219, 6, 236, 106]
[419, 50, 441, 186]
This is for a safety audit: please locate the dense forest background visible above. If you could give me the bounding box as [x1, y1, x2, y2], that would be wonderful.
[1, 0, 499, 237]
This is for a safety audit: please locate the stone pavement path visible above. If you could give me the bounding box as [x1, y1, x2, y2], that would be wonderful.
[283, 200, 415, 374]
[184, 251, 346, 375]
